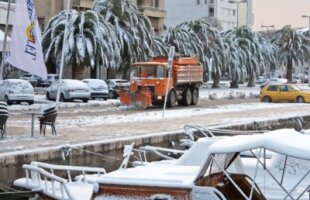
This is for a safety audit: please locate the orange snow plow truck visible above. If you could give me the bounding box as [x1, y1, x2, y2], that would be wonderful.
[119, 57, 203, 108]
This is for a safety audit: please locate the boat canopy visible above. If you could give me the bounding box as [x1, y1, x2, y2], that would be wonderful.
[208, 129, 310, 160]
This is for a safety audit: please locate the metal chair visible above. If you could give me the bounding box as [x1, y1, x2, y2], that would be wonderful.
[0, 101, 8, 139]
[38, 108, 58, 136]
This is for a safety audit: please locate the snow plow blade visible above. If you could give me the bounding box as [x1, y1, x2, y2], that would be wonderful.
[119, 89, 152, 109]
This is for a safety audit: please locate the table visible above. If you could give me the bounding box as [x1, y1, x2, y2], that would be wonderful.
[25, 111, 42, 137]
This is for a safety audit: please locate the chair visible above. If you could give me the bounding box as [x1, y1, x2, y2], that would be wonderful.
[38, 107, 58, 136]
[0, 101, 8, 139]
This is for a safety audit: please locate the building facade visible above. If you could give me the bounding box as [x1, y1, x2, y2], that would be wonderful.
[133, 0, 166, 34]
[165, 0, 253, 31]
[34, 0, 165, 34]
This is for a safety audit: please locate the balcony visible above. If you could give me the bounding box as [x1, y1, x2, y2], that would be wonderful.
[72, 0, 93, 9]
[138, 5, 166, 19]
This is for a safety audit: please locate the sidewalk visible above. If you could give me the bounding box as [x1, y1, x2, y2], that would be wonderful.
[1, 102, 309, 156]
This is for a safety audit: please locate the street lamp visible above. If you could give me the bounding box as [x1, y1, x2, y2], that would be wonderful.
[229, 0, 247, 28]
[302, 14, 310, 86]
[261, 24, 275, 34]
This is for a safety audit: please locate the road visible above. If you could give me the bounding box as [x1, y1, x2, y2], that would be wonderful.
[1, 97, 310, 155]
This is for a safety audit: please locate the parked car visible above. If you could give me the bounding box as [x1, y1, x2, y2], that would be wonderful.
[0, 79, 34, 105]
[20, 74, 43, 87]
[46, 79, 91, 102]
[106, 79, 130, 99]
[260, 78, 288, 89]
[256, 76, 266, 85]
[40, 74, 59, 87]
[259, 84, 310, 103]
[82, 79, 108, 100]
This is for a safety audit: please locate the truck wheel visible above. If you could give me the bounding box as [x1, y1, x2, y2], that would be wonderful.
[191, 88, 199, 105]
[181, 88, 192, 106]
[167, 90, 176, 108]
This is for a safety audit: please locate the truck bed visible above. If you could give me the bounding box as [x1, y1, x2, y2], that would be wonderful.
[173, 64, 203, 86]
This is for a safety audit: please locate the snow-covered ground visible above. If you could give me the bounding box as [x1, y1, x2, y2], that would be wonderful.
[8, 85, 261, 111]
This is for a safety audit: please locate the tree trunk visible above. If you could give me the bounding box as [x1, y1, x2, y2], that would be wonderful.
[230, 80, 239, 88]
[212, 74, 220, 88]
[247, 72, 256, 87]
[286, 58, 293, 82]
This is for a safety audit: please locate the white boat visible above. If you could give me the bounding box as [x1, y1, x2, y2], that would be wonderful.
[14, 128, 310, 200]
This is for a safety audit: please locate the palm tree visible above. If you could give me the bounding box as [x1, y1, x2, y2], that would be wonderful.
[223, 35, 247, 88]
[171, 20, 226, 87]
[272, 26, 310, 82]
[152, 36, 168, 57]
[42, 9, 120, 78]
[93, 0, 154, 78]
[224, 26, 276, 87]
[160, 25, 205, 63]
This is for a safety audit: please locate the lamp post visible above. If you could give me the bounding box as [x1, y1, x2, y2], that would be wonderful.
[261, 24, 275, 34]
[302, 15, 310, 86]
[229, 0, 247, 28]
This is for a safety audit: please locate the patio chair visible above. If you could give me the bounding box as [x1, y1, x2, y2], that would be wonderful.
[0, 101, 8, 139]
[38, 107, 58, 136]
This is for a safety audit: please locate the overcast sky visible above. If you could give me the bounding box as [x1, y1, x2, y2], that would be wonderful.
[253, 0, 310, 31]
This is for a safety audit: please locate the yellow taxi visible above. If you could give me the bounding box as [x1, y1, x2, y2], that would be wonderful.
[259, 84, 310, 103]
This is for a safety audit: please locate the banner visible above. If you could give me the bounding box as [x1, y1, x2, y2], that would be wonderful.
[8, 0, 47, 79]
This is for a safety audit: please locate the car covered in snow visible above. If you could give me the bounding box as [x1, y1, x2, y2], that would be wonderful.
[259, 84, 310, 103]
[106, 79, 130, 99]
[82, 79, 108, 100]
[259, 78, 288, 89]
[46, 79, 91, 102]
[0, 79, 34, 105]
[20, 74, 43, 87]
[40, 74, 59, 87]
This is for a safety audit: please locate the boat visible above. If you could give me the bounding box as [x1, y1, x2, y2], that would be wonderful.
[14, 128, 310, 200]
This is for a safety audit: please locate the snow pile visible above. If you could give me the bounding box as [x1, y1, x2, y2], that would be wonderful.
[201, 87, 259, 100]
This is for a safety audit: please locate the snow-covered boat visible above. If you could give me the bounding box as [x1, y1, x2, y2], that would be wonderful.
[14, 129, 310, 200]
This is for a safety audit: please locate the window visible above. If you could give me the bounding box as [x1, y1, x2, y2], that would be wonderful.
[279, 85, 288, 92]
[232, 9, 236, 16]
[267, 85, 278, 91]
[197, 0, 200, 5]
[209, 7, 214, 17]
[152, 0, 159, 8]
[137, 0, 143, 6]
[205, 0, 208, 4]
[210, 0, 214, 4]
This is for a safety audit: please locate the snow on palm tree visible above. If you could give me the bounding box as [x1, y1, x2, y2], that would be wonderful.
[224, 26, 276, 87]
[152, 36, 168, 57]
[93, 0, 154, 78]
[180, 20, 227, 88]
[272, 25, 310, 82]
[42, 9, 121, 78]
[223, 36, 247, 88]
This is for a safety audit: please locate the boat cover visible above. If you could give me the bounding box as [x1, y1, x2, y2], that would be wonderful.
[207, 129, 310, 160]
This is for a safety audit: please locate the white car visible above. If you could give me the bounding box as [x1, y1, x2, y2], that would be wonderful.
[0, 79, 34, 105]
[82, 79, 108, 100]
[106, 79, 130, 99]
[41, 74, 59, 87]
[260, 78, 288, 89]
[46, 79, 91, 102]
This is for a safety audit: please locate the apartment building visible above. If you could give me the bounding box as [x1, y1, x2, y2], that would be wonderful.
[34, 0, 165, 34]
[0, 0, 15, 32]
[133, 0, 166, 34]
[165, 0, 253, 31]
